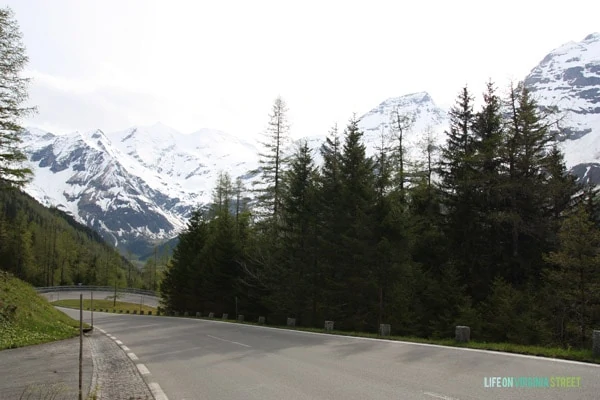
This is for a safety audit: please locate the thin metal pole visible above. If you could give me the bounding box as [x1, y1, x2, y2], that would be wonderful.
[91, 291, 94, 329]
[79, 293, 83, 400]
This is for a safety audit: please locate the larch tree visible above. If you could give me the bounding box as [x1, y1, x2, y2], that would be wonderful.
[0, 7, 34, 188]
[256, 96, 291, 225]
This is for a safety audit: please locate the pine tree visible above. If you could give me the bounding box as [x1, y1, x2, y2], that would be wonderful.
[255, 96, 291, 224]
[543, 204, 600, 346]
[389, 108, 414, 200]
[0, 7, 34, 188]
[500, 83, 565, 286]
[438, 86, 480, 291]
[278, 141, 320, 324]
[316, 124, 344, 319]
[336, 116, 378, 331]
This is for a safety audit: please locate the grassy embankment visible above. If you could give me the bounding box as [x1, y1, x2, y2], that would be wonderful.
[52, 299, 156, 314]
[0, 271, 82, 350]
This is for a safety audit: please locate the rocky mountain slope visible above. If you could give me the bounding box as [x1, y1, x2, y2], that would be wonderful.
[19, 32, 600, 254]
[524, 32, 600, 183]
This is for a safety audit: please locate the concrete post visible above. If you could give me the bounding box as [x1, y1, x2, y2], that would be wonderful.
[222, 313, 228, 320]
[184, 311, 189, 317]
[238, 315, 244, 322]
[208, 312, 214, 318]
[196, 312, 201, 317]
[258, 316, 266, 324]
[593, 330, 600, 357]
[287, 318, 296, 327]
[379, 324, 391, 336]
[324, 321, 334, 332]
[455, 326, 471, 343]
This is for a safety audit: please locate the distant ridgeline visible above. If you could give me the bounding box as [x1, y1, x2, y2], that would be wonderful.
[0, 186, 143, 288]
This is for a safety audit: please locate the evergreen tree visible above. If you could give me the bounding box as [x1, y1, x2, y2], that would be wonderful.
[389, 108, 414, 200]
[0, 7, 34, 188]
[277, 141, 320, 324]
[438, 87, 481, 293]
[255, 96, 291, 224]
[336, 116, 377, 331]
[543, 204, 600, 346]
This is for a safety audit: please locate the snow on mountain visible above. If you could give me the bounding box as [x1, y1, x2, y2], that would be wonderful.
[524, 32, 600, 183]
[357, 92, 448, 160]
[19, 33, 600, 253]
[20, 124, 259, 252]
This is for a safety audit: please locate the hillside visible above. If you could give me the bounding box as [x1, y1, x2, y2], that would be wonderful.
[0, 187, 143, 289]
[0, 270, 81, 350]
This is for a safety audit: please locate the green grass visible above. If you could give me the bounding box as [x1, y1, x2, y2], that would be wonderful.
[52, 299, 156, 314]
[0, 271, 82, 350]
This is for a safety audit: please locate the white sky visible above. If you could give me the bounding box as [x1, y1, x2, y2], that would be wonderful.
[6, 0, 600, 140]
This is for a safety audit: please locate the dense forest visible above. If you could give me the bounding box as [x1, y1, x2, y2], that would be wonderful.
[161, 83, 600, 349]
[0, 7, 152, 292]
[0, 187, 143, 288]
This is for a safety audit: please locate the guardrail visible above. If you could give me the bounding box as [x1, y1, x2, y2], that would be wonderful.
[35, 285, 159, 298]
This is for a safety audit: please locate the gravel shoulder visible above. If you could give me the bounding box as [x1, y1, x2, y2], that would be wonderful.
[0, 329, 153, 400]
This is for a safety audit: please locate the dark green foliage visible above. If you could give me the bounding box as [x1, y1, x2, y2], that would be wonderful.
[0, 188, 137, 288]
[0, 7, 34, 188]
[162, 82, 595, 350]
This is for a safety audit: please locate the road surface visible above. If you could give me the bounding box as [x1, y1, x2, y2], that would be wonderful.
[41, 290, 159, 308]
[57, 307, 600, 400]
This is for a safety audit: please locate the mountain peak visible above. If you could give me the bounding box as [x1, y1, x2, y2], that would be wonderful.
[584, 32, 600, 42]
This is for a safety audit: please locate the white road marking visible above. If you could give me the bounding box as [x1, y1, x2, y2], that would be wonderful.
[115, 340, 123, 345]
[98, 328, 106, 334]
[136, 363, 151, 375]
[121, 345, 130, 352]
[425, 392, 460, 400]
[127, 352, 139, 361]
[148, 382, 169, 400]
[207, 334, 251, 348]
[108, 335, 116, 340]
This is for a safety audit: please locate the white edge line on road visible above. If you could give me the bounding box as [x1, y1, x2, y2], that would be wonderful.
[207, 334, 251, 348]
[136, 363, 151, 375]
[115, 340, 123, 345]
[425, 392, 460, 400]
[127, 352, 138, 361]
[148, 382, 169, 400]
[57, 305, 600, 368]
[121, 345, 130, 352]
[176, 317, 599, 368]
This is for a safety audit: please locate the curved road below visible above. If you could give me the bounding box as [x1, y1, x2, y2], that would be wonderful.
[41, 290, 159, 308]
[53, 303, 600, 400]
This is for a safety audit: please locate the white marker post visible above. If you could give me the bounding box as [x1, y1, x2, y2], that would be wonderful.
[91, 291, 94, 329]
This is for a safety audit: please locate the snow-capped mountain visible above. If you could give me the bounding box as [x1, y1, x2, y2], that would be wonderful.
[524, 32, 600, 183]
[21, 124, 259, 253]
[19, 32, 600, 254]
[20, 94, 446, 254]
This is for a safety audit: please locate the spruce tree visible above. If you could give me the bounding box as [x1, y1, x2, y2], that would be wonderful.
[255, 96, 290, 224]
[543, 204, 600, 346]
[278, 141, 320, 324]
[0, 7, 34, 188]
[336, 116, 377, 331]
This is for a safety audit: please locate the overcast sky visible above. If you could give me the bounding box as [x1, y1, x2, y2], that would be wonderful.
[5, 0, 600, 140]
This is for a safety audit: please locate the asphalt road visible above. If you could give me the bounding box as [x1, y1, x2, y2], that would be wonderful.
[41, 290, 159, 308]
[56, 307, 600, 400]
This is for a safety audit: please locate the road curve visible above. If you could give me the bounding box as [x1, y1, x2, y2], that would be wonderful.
[56, 307, 599, 400]
[41, 290, 159, 308]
